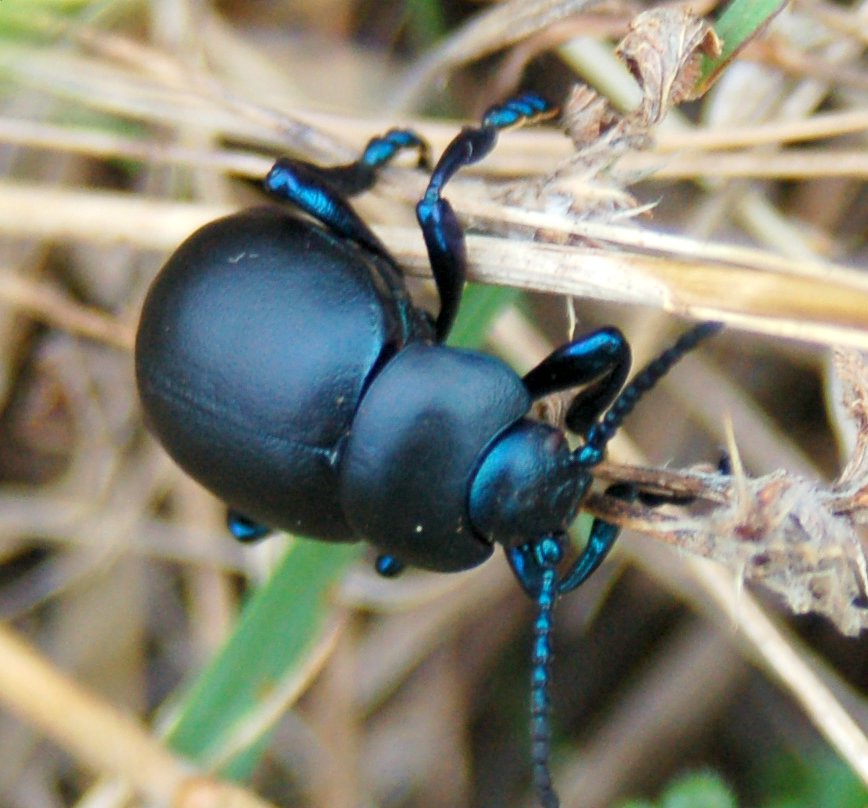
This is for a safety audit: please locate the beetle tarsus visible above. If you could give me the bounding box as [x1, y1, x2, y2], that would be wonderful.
[226, 510, 272, 543]
[375, 554, 405, 577]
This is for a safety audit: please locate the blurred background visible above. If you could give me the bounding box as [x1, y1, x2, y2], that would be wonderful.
[0, 1, 866, 807]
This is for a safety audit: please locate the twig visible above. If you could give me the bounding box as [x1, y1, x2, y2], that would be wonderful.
[0, 623, 279, 808]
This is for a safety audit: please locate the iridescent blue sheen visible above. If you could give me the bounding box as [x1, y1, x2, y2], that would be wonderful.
[374, 554, 405, 577]
[226, 509, 271, 543]
[362, 129, 429, 169]
[483, 92, 556, 130]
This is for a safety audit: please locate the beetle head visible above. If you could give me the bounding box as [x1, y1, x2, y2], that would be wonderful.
[469, 419, 590, 549]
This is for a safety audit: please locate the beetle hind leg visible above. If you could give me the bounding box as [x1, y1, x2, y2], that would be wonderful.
[263, 128, 429, 258]
[416, 93, 558, 342]
[227, 509, 272, 543]
[374, 554, 406, 577]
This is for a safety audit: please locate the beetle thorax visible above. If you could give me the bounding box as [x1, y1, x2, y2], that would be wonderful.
[339, 342, 531, 572]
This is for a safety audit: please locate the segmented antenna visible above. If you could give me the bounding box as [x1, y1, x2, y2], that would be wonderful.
[530, 536, 564, 808]
[576, 321, 723, 468]
[529, 320, 721, 807]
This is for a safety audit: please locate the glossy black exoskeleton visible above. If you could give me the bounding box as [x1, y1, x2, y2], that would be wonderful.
[135, 94, 720, 808]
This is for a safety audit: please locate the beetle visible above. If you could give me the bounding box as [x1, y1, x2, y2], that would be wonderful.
[135, 93, 720, 808]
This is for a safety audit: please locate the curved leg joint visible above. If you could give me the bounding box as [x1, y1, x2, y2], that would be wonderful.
[415, 92, 557, 343]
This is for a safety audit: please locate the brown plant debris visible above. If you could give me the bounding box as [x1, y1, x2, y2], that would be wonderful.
[615, 7, 721, 117]
[512, 7, 721, 217]
[586, 349, 868, 637]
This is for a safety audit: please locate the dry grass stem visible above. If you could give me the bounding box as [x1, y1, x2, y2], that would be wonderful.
[0, 624, 279, 808]
[3, 181, 868, 351]
[0, 273, 134, 350]
[392, 0, 601, 108]
[683, 558, 868, 788]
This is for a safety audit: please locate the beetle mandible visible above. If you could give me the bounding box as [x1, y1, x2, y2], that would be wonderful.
[135, 93, 720, 808]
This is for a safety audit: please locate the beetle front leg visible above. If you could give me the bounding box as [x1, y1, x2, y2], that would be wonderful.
[522, 327, 632, 436]
[416, 94, 558, 341]
[505, 486, 633, 597]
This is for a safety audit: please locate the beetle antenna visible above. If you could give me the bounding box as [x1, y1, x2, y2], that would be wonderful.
[528, 535, 564, 808]
[574, 321, 722, 468]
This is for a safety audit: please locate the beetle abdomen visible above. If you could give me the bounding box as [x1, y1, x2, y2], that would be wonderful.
[136, 206, 415, 539]
[340, 343, 531, 571]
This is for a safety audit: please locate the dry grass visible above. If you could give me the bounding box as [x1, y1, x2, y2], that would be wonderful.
[0, 2, 866, 808]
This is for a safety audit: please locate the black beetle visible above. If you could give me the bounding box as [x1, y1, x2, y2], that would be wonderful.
[135, 93, 720, 808]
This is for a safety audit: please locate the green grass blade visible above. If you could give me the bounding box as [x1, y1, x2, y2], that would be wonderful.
[699, 0, 788, 92]
[163, 539, 360, 778]
[447, 282, 522, 349]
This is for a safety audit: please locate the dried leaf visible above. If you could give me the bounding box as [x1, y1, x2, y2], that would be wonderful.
[525, 7, 721, 218]
[831, 348, 868, 487]
[561, 84, 615, 147]
[616, 8, 721, 121]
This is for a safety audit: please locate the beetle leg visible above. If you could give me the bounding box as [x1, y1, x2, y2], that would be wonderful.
[555, 483, 635, 595]
[558, 458, 730, 591]
[416, 93, 558, 342]
[263, 129, 429, 258]
[374, 554, 406, 577]
[328, 129, 431, 193]
[504, 489, 628, 598]
[227, 509, 272, 543]
[522, 327, 631, 435]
